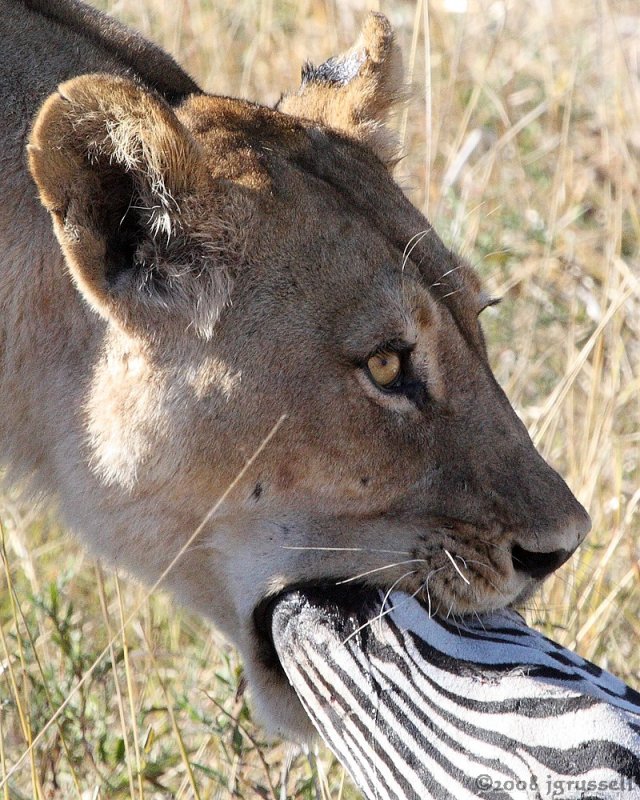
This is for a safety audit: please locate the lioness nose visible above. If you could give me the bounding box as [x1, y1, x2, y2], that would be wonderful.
[511, 543, 573, 580]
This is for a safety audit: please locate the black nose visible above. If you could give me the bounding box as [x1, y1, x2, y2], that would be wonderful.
[511, 543, 573, 580]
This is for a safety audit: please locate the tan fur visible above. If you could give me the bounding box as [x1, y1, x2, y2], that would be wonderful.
[0, 0, 590, 738]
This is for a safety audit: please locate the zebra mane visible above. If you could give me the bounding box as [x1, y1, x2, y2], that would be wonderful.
[272, 587, 640, 800]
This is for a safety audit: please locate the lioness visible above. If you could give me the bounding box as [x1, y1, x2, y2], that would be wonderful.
[1, 0, 590, 737]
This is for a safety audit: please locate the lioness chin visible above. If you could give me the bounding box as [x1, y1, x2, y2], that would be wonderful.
[0, 0, 590, 737]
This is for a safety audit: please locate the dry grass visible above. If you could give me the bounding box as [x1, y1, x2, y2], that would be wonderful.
[1, 0, 639, 797]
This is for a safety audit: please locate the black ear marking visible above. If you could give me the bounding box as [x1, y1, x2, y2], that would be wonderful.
[301, 50, 367, 88]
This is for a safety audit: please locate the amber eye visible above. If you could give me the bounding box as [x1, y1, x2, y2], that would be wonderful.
[367, 350, 402, 389]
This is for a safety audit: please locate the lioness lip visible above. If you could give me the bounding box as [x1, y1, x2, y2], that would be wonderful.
[255, 565, 539, 675]
[252, 549, 523, 669]
[258, 578, 521, 683]
[252, 593, 281, 671]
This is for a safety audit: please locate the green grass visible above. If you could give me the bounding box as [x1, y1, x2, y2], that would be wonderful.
[1, 0, 639, 797]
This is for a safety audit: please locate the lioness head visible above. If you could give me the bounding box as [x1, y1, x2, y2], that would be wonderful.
[28, 14, 590, 736]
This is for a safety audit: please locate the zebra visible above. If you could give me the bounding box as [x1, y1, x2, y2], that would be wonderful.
[271, 585, 640, 800]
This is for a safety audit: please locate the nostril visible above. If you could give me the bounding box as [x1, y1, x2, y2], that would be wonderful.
[511, 543, 573, 580]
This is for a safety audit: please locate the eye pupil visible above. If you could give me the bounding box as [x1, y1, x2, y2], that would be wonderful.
[367, 350, 402, 389]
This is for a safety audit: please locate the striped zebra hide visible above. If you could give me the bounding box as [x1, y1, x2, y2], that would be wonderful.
[270, 586, 640, 800]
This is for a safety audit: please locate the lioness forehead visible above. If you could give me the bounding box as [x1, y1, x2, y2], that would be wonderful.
[178, 94, 486, 341]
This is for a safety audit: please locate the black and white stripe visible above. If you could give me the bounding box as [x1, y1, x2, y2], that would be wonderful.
[271, 587, 640, 800]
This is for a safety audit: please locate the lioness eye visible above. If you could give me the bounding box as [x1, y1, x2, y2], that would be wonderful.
[367, 350, 402, 389]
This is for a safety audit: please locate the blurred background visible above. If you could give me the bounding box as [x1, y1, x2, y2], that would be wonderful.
[1, 0, 638, 797]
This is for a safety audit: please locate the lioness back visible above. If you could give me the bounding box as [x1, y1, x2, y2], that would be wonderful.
[0, 0, 590, 737]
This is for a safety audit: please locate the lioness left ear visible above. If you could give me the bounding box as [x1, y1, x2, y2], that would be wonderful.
[28, 74, 225, 337]
[276, 13, 404, 166]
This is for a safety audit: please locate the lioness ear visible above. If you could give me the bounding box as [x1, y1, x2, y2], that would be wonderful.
[276, 13, 404, 165]
[28, 74, 221, 335]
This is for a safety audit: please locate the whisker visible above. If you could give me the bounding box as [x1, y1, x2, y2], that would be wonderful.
[429, 263, 464, 289]
[423, 578, 432, 617]
[445, 600, 455, 621]
[459, 554, 507, 598]
[401, 228, 433, 272]
[420, 566, 447, 617]
[438, 287, 463, 301]
[449, 610, 467, 632]
[473, 611, 488, 633]
[478, 571, 509, 600]
[444, 548, 471, 585]
[462, 557, 501, 576]
[380, 570, 419, 615]
[336, 559, 427, 585]
[474, 536, 512, 554]
[340, 570, 418, 647]
[281, 546, 411, 555]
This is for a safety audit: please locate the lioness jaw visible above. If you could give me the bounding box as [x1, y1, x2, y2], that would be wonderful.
[1, 0, 590, 737]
